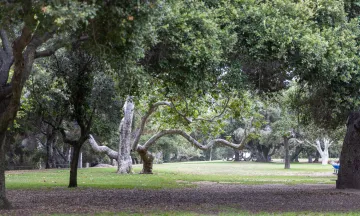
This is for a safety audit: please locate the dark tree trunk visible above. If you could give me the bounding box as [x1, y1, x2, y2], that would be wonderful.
[337, 112, 360, 189]
[291, 146, 303, 162]
[314, 151, 320, 163]
[308, 155, 313, 163]
[68, 144, 81, 188]
[45, 128, 56, 169]
[284, 137, 290, 169]
[234, 149, 240, 161]
[137, 147, 154, 174]
[0, 131, 10, 209]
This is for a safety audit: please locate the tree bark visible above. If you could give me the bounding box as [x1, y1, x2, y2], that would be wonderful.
[315, 138, 331, 165]
[234, 149, 240, 161]
[88, 134, 118, 160]
[0, 131, 10, 209]
[291, 146, 303, 162]
[308, 154, 313, 163]
[45, 127, 56, 169]
[68, 144, 81, 188]
[117, 96, 134, 174]
[337, 112, 360, 189]
[137, 147, 154, 174]
[284, 136, 290, 169]
[314, 151, 320, 163]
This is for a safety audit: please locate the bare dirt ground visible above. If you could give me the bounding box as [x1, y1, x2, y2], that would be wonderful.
[1, 183, 360, 215]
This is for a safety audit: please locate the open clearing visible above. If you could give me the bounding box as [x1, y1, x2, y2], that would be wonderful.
[2, 161, 359, 215]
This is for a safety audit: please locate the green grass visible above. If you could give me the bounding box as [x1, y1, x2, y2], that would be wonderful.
[6, 161, 337, 190]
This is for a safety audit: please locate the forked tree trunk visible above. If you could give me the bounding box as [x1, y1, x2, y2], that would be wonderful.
[312, 138, 331, 165]
[337, 112, 360, 189]
[284, 136, 290, 169]
[137, 147, 154, 174]
[0, 131, 10, 209]
[68, 144, 81, 188]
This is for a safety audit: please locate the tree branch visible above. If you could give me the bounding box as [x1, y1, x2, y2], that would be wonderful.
[131, 98, 231, 151]
[54, 146, 68, 162]
[0, 29, 14, 85]
[131, 101, 171, 150]
[0, 29, 12, 56]
[170, 100, 193, 123]
[88, 134, 118, 160]
[34, 35, 89, 59]
[141, 129, 248, 151]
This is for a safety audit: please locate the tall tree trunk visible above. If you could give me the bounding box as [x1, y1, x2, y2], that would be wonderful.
[291, 146, 303, 162]
[137, 147, 154, 174]
[78, 151, 82, 168]
[117, 97, 134, 174]
[68, 144, 81, 188]
[337, 112, 360, 189]
[308, 154, 313, 163]
[313, 151, 320, 163]
[209, 147, 212, 161]
[284, 136, 290, 169]
[45, 128, 56, 169]
[0, 131, 10, 209]
[321, 151, 329, 165]
[234, 149, 240, 161]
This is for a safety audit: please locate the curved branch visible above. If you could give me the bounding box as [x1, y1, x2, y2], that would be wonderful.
[131, 101, 171, 150]
[140, 129, 248, 151]
[88, 134, 118, 160]
[131, 98, 231, 150]
[170, 100, 193, 123]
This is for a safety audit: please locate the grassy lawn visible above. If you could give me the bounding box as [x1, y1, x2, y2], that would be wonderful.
[5, 161, 337, 190]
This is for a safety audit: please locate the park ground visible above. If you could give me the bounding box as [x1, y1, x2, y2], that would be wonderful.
[1, 161, 360, 215]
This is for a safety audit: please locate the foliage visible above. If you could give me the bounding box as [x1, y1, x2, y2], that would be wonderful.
[142, 0, 238, 97]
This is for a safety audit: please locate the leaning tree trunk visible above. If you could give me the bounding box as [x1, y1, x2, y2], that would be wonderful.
[68, 144, 81, 188]
[291, 146, 303, 162]
[284, 136, 290, 169]
[137, 147, 154, 174]
[337, 112, 360, 189]
[0, 132, 10, 209]
[117, 97, 134, 174]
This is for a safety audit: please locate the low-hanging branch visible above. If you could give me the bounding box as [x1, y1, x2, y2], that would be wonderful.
[131, 101, 171, 150]
[131, 99, 231, 150]
[88, 135, 118, 160]
[90, 128, 248, 162]
[141, 129, 248, 151]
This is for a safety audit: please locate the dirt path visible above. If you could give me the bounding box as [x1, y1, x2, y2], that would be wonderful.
[1, 183, 360, 215]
